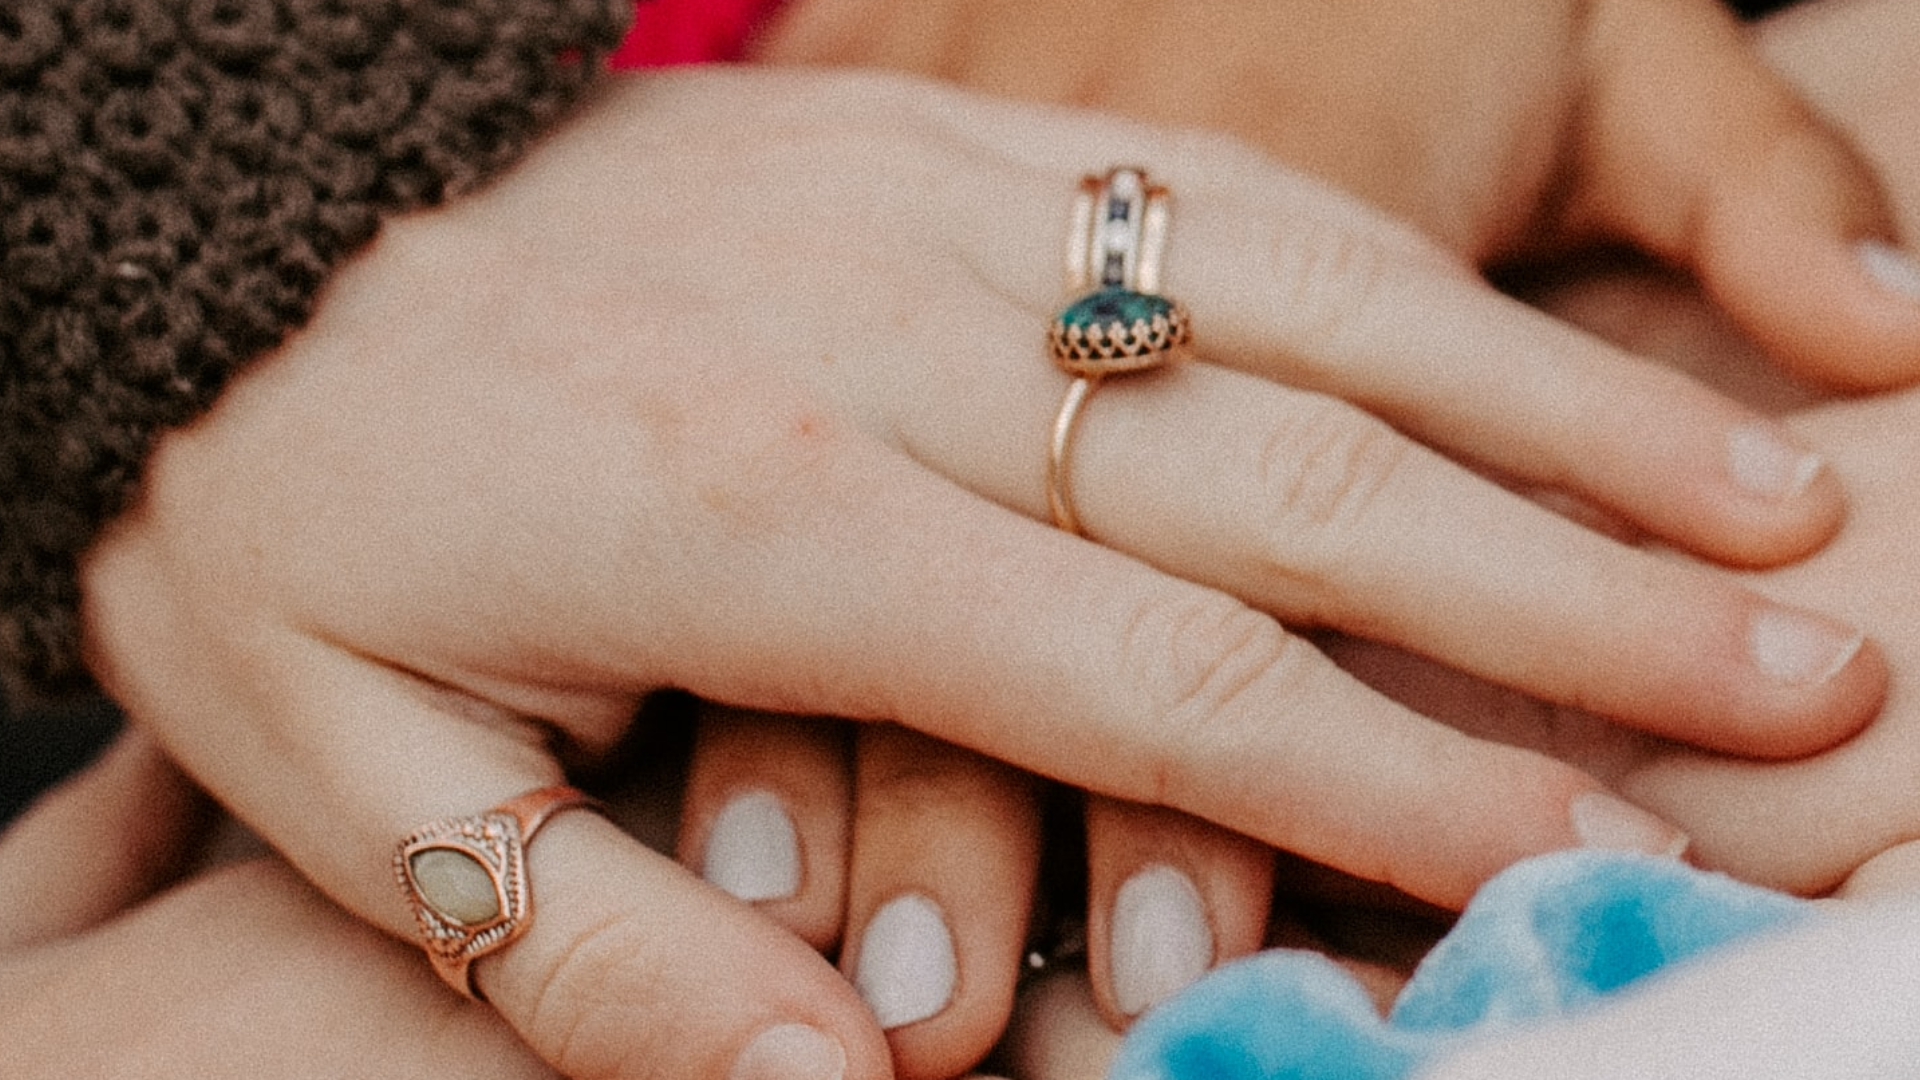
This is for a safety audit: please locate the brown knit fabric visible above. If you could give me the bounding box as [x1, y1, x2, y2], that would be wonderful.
[0, 0, 633, 694]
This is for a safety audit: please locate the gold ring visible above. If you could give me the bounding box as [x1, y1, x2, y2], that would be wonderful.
[394, 784, 599, 1000]
[1047, 167, 1192, 535]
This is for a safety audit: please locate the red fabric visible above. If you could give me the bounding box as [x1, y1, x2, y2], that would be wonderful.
[613, 0, 789, 68]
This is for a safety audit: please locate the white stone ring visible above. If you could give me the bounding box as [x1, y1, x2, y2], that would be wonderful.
[394, 784, 600, 1000]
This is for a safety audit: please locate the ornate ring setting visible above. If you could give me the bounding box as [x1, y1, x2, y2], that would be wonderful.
[1049, 286, 1192, 376]
[394, 784, 599, 1000]
[1046, 167, 1192, 535]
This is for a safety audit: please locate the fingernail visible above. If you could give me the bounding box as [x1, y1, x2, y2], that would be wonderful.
[702, 790, 801, 903]
[1726, 422, 1824, 500]
[1109, 864, 1214, 1017]
[730, 1023, 846, 1080]
[1570, 792, 1690, 858]
[1858, 239, 1920, 301]
[1749, 607, 1864, 687]
[853, 893, 956, 1029]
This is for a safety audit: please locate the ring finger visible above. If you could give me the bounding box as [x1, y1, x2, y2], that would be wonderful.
[907, 346, 1882, 759]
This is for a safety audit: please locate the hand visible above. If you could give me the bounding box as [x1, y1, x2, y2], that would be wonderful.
[81, 69, 1882, 1079]
[759, 0, 1920, 388]
[1320, 0, 1920, 897]
[747, 0, 1920, 1040]
[0, 731, 557, 1080]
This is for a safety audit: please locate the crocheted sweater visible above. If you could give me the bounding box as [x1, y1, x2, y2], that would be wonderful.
[0, 0, 639, 694]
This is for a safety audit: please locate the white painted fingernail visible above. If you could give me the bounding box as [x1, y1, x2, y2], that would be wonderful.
[702, 790, 801, 903]
[1109, 864, 1214, 1017]
[1749, 607, 1864, 687]
[1727, 422, 1824, 500]
[854, 894, 956, 1029]
[1570, 792, 1690, 859]
[730, 1023, 846, 1080]
[1859, 239, 1920, 301]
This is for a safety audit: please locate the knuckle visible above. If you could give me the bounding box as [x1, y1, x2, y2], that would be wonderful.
[1250, 398, 1413, 590]
[1254, 215, 1397, 367]
[857, 735, 1006, 819]
[1120, 588, 1316, 805]
[522, 913, 676, 1080]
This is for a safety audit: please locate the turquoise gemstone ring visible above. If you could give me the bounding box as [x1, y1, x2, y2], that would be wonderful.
[1047, 168, 1193, 534]
[1049, 284, 1193, 376]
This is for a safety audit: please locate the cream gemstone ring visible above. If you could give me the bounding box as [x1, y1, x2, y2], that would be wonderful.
[394, 785, 600, 1000]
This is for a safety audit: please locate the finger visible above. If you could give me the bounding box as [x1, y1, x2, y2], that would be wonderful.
[999, 970, 1124, 1080]
[924, 352, 1882, 758]
[0, 727, 210, 948]
[79, 590, 893, 1080]
[924, 123, 1846, 570]
[841, 725, 1041, 1080]
[590, 434, 1692, 909]
[1162, 198, 1845, 570]
[679, 703, 852, 950]
[1568, 0, 1920, 389]
[1083, 796, 1272, 1029]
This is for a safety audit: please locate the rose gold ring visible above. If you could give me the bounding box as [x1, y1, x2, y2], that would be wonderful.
[1047, 167, 1190, 536]
[394, 784, 599, 1000]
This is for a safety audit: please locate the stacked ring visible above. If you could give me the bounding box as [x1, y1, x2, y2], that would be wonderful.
[1047, 167, 1193, 535]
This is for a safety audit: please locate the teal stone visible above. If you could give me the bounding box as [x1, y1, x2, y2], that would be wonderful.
[1059, 287, 1173, 331]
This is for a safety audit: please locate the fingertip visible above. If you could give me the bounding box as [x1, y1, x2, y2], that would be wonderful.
[1595, 588, 1883, 761]
[680, 707, 852, 951]
[1697, 125, 1920, 389]
[1083, 798, 1272, 1030]
[842, 729, 1041, 1079]
[1577, 0, 1920, 388]
[1727, 605, 1885, 759]
[1668, 416, 1845, 569]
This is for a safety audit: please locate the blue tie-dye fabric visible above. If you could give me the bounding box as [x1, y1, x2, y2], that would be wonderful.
[1108, 851, 1810, 1080]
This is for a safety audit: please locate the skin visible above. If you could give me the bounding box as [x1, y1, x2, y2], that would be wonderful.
[56, 4, 1920, 1080]
[12, 1, 1918, 1075]
[676, 0, 1920, 1061]
[999, 3, 1920, 1074]
[0, 733, 1008, 1080]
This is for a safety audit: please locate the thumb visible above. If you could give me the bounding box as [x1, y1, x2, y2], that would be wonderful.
[1567, 0, 1920, 388]
[98, 629, 895, 1080]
